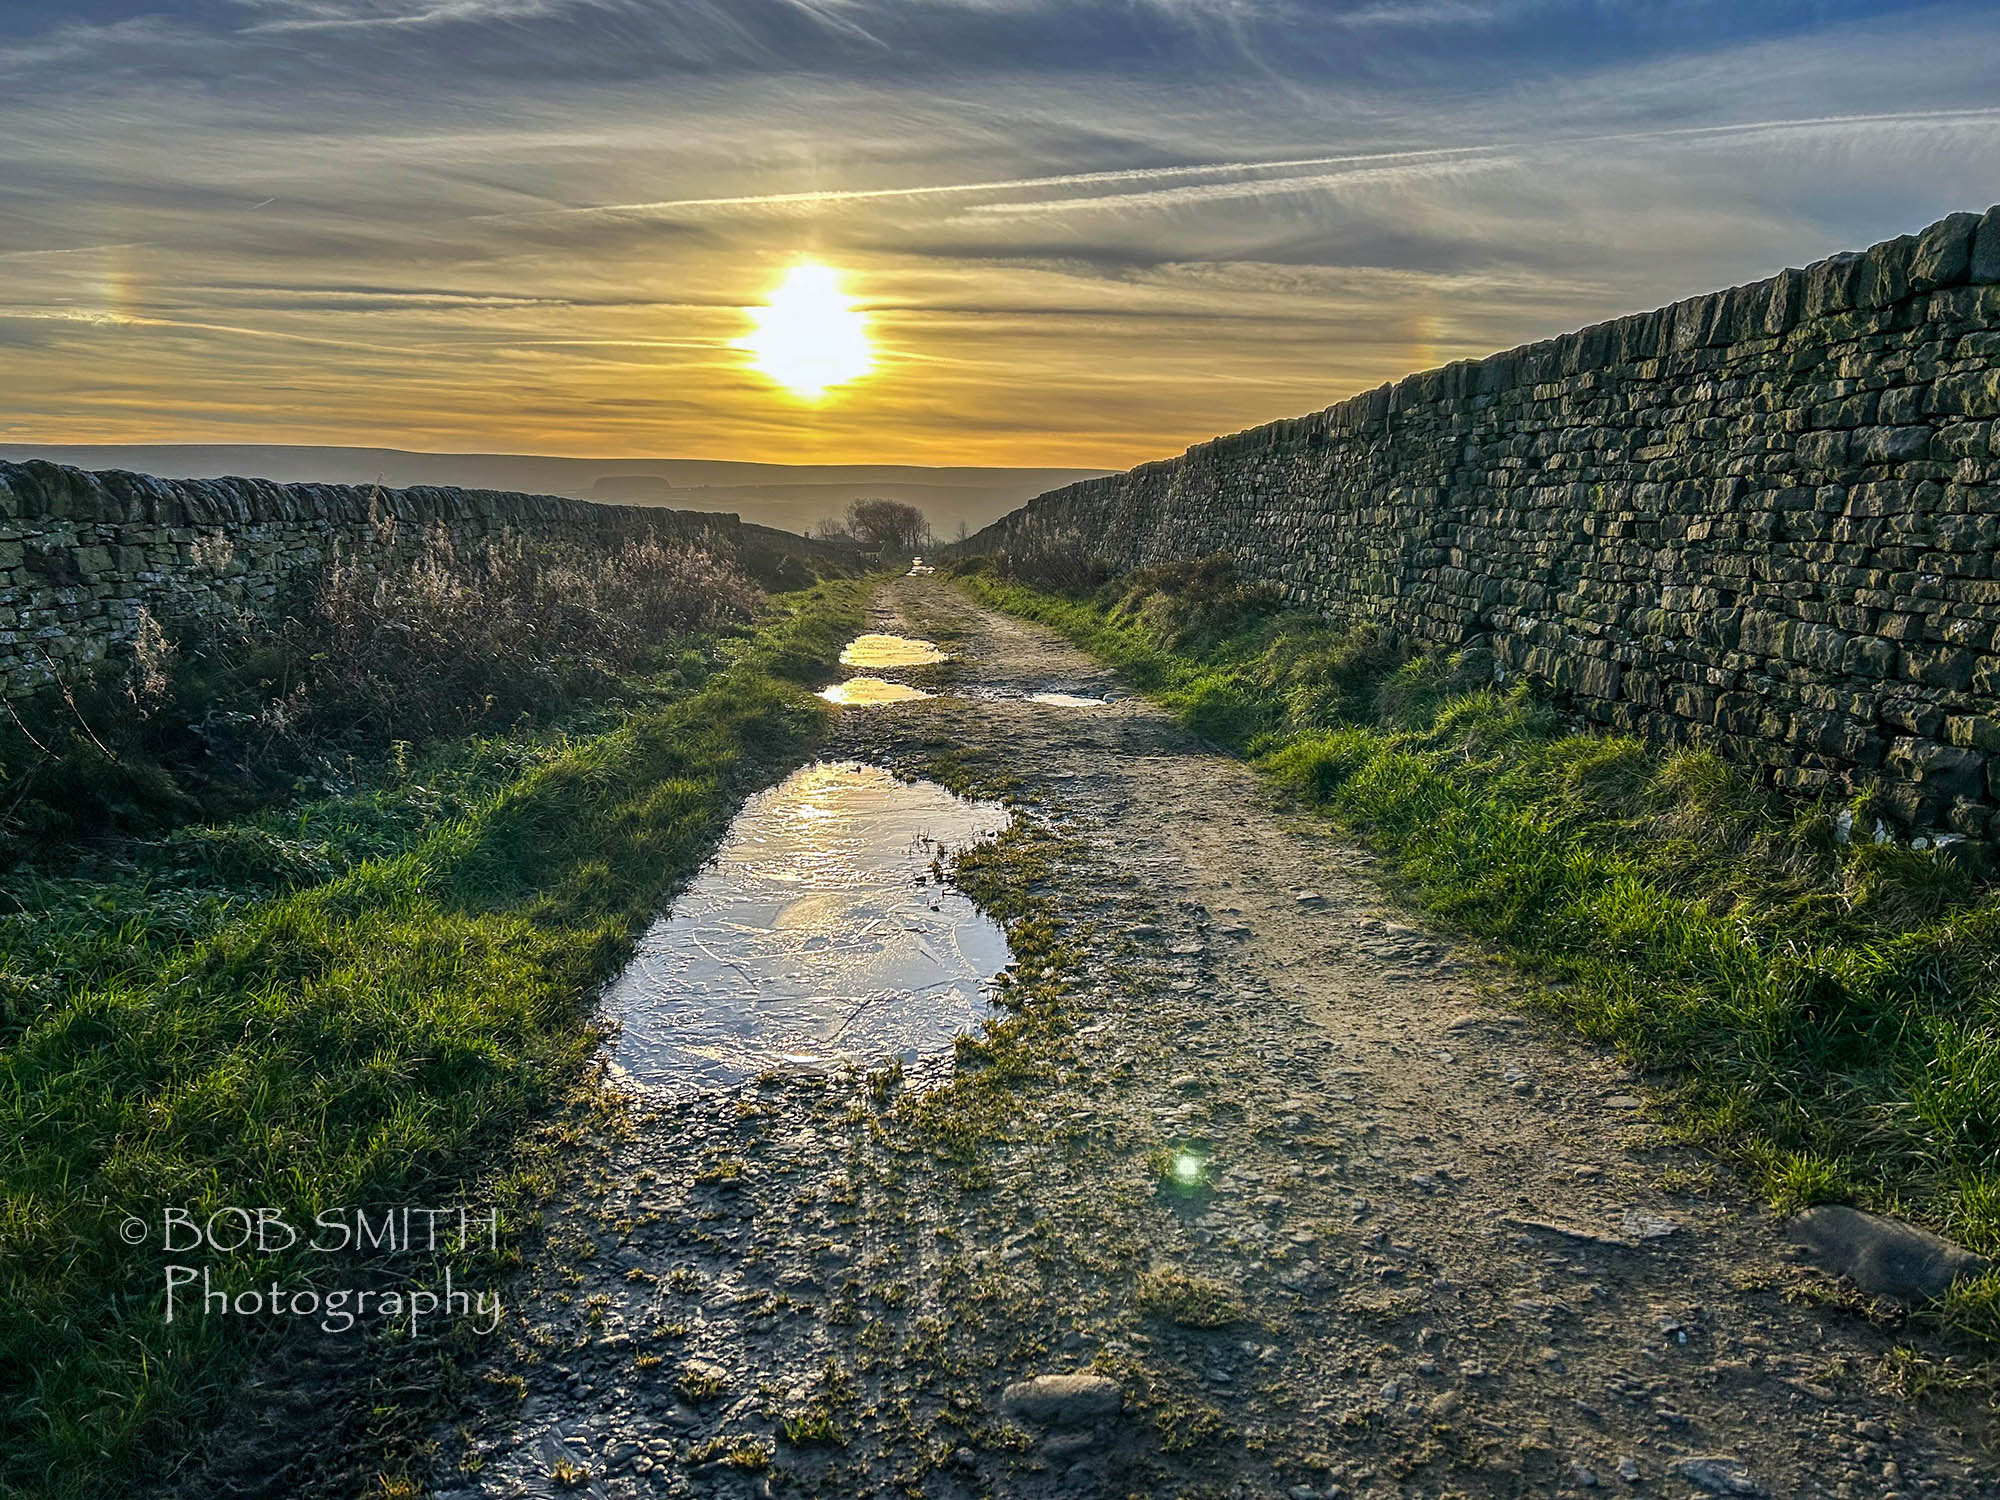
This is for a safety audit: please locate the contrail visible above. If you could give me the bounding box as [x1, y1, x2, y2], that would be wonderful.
[494, 145, 1500, 220]
[508, 105, 2000, 223]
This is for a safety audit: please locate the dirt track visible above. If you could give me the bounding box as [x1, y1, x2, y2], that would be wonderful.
[431, 575, 1994, 1500]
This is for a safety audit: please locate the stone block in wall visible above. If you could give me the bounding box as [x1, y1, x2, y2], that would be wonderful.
[1931, 369, 2000, 418]
[1911, 212, 1982, 292]
[1946, 715, 2000, 752]
[1973, 206, 2000, 285]
[1762, 268, 1806, 337]
[1795, 430, 1849, 469]
[1855, 235, 1916, 311]
[1841, 635, 1898, 679]
[1669, 682, 1718, 722]
[1888, 736, 1988, 804]
[1804, 253, 1867, 321]
[1900, 644, 1978, 690]
[1574, 656, 1621, 699]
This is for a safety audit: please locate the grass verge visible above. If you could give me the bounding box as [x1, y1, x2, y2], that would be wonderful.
[0, 578, 868, 1498]
[955, 560, 2000, 1348]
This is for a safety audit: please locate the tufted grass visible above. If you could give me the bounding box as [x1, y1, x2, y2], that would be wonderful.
[0, 579, 868, 1499]
[957, 562, 2000, 1346]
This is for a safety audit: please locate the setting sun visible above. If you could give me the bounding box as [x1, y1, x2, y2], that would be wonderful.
[739, 262, 873, 400]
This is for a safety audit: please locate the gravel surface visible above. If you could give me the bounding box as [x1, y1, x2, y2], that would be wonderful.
[429, 575, 1996, 1500]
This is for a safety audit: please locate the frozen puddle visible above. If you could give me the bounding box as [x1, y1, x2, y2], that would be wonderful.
[819, 677, 933, 705]
[840, 633, 949, 668]
[603, 763, 1010, 1092]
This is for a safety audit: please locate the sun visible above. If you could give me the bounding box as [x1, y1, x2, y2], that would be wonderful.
[738, 262, 873, 400]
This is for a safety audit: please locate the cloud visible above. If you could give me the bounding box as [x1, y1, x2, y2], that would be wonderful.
[965, 107, 2000, 218]
[0, 16, 196, 73]
[232, 0, 572, 29]
[0, 0, 1997, 464]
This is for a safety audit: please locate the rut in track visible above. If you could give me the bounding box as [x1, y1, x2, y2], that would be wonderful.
[431, 574, 1994, 1500]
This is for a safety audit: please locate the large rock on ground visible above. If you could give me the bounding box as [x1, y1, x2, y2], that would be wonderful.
[1000, 1373, 1124, 1427]
[1785, 1205, 1989, 1303]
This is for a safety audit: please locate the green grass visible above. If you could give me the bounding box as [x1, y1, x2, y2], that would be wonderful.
[1134, 1269, 1246, 1329]
[958, 562, 2000, 1344]
[0, 579, 868, 1498]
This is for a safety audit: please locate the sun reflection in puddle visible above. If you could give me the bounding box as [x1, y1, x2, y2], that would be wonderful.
[818, 677, 933, 705]
[839, 633, 949, 668]
[1029, 691, 1110, 707]
[602, 763, 1010, 1093]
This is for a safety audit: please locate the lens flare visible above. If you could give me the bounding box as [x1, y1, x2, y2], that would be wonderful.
[739, 262, 873, 400]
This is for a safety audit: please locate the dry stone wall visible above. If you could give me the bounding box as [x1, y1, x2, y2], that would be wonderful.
[964, 207, 2000, 834]
[0, 461, 845, 700]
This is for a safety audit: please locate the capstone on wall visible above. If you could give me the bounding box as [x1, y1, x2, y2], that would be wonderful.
[964, 207, 2000, 832]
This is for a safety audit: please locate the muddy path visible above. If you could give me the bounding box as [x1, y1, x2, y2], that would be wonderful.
[431, 575, 1994, 1500]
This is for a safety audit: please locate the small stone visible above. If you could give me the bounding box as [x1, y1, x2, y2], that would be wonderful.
[1786, 1204, 1990, 1303]
[1602, 1094, 1644, 1110]
[1294, 891, 1326, 906]
[1000, 1373, 1123, 1427]
[1617, 1456, 1641, 1483]
[1044, 1430, 1098, 1459]
[1571, 1460, 1600, 1487]
[1677, 1455, 1766, 1495]
[1620, 1210, 1679, 1240]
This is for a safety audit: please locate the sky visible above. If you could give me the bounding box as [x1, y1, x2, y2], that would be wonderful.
[2, 0, 1998, 469]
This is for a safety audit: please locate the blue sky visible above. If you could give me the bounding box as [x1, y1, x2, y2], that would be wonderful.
[2, 0, 1997, 464]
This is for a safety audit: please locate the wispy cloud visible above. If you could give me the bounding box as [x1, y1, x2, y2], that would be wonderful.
[969, 107, 2000, 218]
[231, 0, 589, 33]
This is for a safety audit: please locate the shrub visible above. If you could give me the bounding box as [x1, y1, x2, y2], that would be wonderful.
[304, 525, 760, 740]
[1110, 555, 1281, 650]
[977, 524, 1114, 593]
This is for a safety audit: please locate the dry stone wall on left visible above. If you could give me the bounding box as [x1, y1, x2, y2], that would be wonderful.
[0, 460, 840, 700]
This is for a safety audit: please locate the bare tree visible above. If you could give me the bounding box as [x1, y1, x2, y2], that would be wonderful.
[843, 499, 933, 552]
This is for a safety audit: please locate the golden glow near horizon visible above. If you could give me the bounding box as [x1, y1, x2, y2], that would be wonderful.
[738, 263, 874, 400]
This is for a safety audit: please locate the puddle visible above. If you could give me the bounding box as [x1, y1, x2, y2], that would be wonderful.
[818, 677, 934, 705]
[958, 685, 1116, 708]
[908, 557, 935, 576]
[602, 763, 1010, 1092]
[840, 633, 949, 668]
